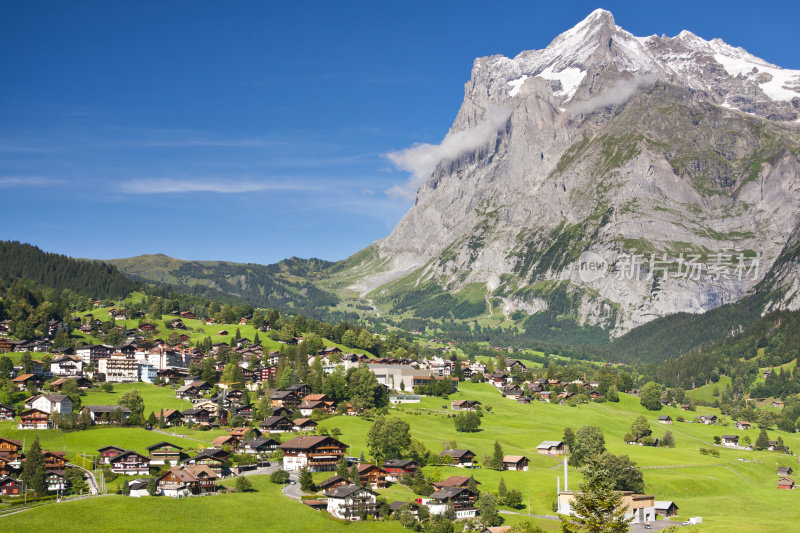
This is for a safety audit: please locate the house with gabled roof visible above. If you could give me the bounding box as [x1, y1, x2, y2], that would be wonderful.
[503, 455, 529, 471]
[293, 418, 317, 431]
[318, 475, 351, 492]
[427, 486, 478, 519]
[81, 405, 132, 425]
[17, 408, 51, 429]
[357, 463, 388, 489]
[109, 450, 151, 475]
[735, 420, 752, 430]
[259, 415, 293, 433]
[432, 476, 479, 489]
[279, 435, 347, 472]
[382, 459, 419, 481]
[537, 441, 566, 455]
[146, 442, 184, 465]
[439, 449, 475, 467]
[158, 464, 218, 497]
[451, 400, 481, 411]
[325, 484, 378, 520]
[211, 435, 239, 449]
[242, 437, 279, 455]
[98, 445, 127, 464]
[185, 448, 232, 475]
[26, 394, 72, 415]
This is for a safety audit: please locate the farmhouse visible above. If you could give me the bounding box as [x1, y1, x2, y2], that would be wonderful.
[211, 435, 238, 449]
[270, 390, 301, 409]
[440, 449, 475, 467]
[259, 415, 293, 433]
[451, 400, 481, 411]
[292, 418, 318, 432]
[17, 408, 51, 429]
[735, 421, 752, 430]
[433, 476, 480, 489]
[697, 415, 718, 425]
[0, 404, 14, 421]
[97, 445, 127, 464]
[325, 484, 378, 520]
[778, 466, 794, 476]
[242, 437, 279, 454]
[721, 435, 740, 447]
[81, 405, 132, 424]
[657, 415, 672, 424]
[559, 491, 656, 524]
[185, 448, 231, 475]
[778, 477, 795, 490]
[109, 450, 151, 475]
[319, 475, 351, 492]
[654, 500, 679, 518]
[503, 455, 530, 471]
[427, 486, 478, 518]
[158, 465, 218, 497]
[382, 459, 420, 481]
[12, 374, 38, 391]
[42, 451, 67, 471]
[0, 477, 22, 496]
[357, 463, 388, 489]
[146, 442, 184, 465]
[537, 441, 566, 455]
[181, 408, 212, 425]
[279, 435, 348, 472]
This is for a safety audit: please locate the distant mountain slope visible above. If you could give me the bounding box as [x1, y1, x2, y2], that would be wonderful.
[106, 254, 342, 317]
[337, 9, 800, 342]
[0, 241, 139, 298]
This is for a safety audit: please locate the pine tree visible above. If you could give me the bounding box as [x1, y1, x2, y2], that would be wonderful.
[492, 440, 504, 470]
[121, 478, 130, 496]
[147, 411, 157, 428]
[756, 428, 770, 450]
[498, 477, 507, 503]
[561, 456, 630, 533]
[21, 436, 48, 496]
[299, 467, 315, 492]
[336, 456, 349, 478]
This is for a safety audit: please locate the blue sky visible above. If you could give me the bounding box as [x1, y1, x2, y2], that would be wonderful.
[2, 1, 799, 264]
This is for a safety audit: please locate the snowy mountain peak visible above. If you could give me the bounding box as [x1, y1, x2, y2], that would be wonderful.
[489, 10, 800, 121]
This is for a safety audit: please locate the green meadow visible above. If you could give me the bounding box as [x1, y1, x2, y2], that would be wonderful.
[3, 383, 799, 531]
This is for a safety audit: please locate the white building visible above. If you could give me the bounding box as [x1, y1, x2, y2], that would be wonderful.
[139, 364, 157, 383]
[325, 485, 378, 520]
[50, 355, 85, 376]
[27, 394, 73, 415]
[98, 354, 140, 383]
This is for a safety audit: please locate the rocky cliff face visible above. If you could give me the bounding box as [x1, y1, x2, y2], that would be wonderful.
[348, 9, 800, 336]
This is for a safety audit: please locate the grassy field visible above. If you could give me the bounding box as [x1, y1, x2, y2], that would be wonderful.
[0, 475, 405, 533]
[81, 382, 193, 415]
[685, 376, 732, 403]
[4, 382, 800, 531]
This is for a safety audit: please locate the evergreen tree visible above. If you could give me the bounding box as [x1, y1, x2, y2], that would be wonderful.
[498, 477, 507, 502]
[299, 467, 315, 492]
[121, 478, 130, 496]
[491, 440, 504, 470]
[755, 428, 770, 450]
[561, 455, 631, 533]
[147, 411, 157, 428]
[21, 436, 48, 496]
[336, 456, 349, 478]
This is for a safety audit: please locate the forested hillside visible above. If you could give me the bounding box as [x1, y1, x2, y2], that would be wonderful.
[0, 241, 139, 299]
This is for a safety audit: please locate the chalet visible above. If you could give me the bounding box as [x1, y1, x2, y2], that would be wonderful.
[259, 415, 294, 433]
[128, 478, 150, 497]
[559, 491, 656, 524]
[293, 418, 318, 432]
[42, 451, 67, 471]
[233, 405, 253, 420]
[451, 400, 481, 411]
[654, 500, 679, 518]
[657, 415, 673, 424]
[46, 470, 67, 491]
[26, 394, 73, 415]
[81, 405, 132, 425]
[50, 355, 85, 376]
[109, 450, 151, 475]
[319, 475, 351, 492]
[0, 457, 18, 478]
[357, 463, 388, 489]
[155, 409, 182, 426]
[242, 437, 279, 454]
[229, 427, 259, 442]
[270, 390, 301, 409]
[778, 466, 794, 476]
[325, 484, 378, 520]
[217, 330, 229, 336]
[158, 465, 218, 497]
[432, 476, 480, 490]
[11, 374, 38, 391]
[271, 406, 293, 418]
[697, 415, 718, 425]
[427, 486, 478, 519]
[382, 459, 420, 482]
[185, 448, 231, 475]
[17, 408, 51, 429]
[0, 477, 22, 496]
[537, 441, 566, 455]
[176, 382, 208, 400]
[507, 360, 527, 372]
[181, 408, 212, 425]
[193, 400, 219, 415]
[146, 442, 184, 465]
[0, 437, 23, 463]
[286, 383, 312, 399]
[735, 421, 752, 430]
[502, 386, 525, 400]
[211, 435, 239, 449]
[537, 391, 552, 402]
[279, 435, 348, 472]
[502, 455, 529, 471]
[778, 477, 795, 490]
[680, 404, 690, 411]
[439, 449, 475, 467]
[49, 376, 91, 390]
[721, 435, 740, 447]
[98, 445, 127, 464]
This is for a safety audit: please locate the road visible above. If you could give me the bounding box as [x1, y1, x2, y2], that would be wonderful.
[281, 472, 302, 501]
[66, 462, 99, 495]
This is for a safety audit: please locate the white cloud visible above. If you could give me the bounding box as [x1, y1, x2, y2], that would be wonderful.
[384, 105, 513, 201]
[568, 76, 656, 115]
[0, 176, 62, 188]
[118, 178, 319, 195]
[360, 188, 376, 196]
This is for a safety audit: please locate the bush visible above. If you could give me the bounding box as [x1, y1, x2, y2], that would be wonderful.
[270, 470, 290, 484]
[235, 476, 253, 492]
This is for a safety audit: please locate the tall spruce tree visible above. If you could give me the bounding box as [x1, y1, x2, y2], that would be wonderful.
[21, 436, 48, 496]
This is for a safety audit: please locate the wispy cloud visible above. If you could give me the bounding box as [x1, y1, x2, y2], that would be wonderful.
[0, 176, 62, 188]
[118, 178, 321, 195]
[568, 76, 656, 115]
[384, 105, 512, 201]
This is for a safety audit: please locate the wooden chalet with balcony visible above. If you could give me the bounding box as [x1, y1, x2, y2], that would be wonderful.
[279, 435, 347, 472]
[42, 451, 67, 471]
[439, 448, 475, 467]
[427, 486, 478, 519]
[382, 459, 420, 482]
[158, 465, 218, 497]
[357, 463, 388, 489]
[185, 448, 231, 475]
[503, 455, 530, 471]
[97, 445, 127, 464]
[146, 442, 184, 465]
[325, 484, 378, 521]
[17, 408, 51, 429]
[259, 415, 293, 433]
[109, 450, 151, 475]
